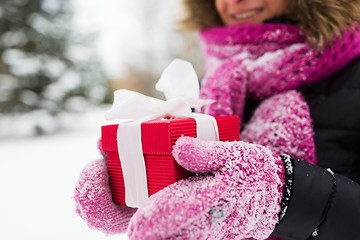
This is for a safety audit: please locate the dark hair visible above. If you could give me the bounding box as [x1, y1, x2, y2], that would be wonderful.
[180, 0, 360, 47]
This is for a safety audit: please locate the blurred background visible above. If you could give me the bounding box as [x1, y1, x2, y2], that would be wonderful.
[0, 0, 204, 239]
[0, 0, 205, 137]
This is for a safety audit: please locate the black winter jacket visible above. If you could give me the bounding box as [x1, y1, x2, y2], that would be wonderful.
[272, 57, 360, 239]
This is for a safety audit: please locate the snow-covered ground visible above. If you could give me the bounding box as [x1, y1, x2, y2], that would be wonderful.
[0, 110, 128, 240]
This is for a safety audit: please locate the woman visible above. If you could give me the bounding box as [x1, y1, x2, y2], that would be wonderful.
[74, 0, 360, 239]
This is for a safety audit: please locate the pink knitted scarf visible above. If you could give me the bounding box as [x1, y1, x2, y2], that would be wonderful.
[199, 24, 360, 125]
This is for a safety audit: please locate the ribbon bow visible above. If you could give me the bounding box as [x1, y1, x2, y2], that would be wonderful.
[105, 59, 211, 121]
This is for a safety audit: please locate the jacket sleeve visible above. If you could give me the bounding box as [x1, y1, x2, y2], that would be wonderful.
[273, 157, 360, 240]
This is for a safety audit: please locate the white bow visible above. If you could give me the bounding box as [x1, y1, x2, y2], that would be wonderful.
[105, 59, 211, 121]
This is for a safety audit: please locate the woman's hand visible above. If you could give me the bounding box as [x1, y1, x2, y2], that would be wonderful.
[127, 136, 285, 240]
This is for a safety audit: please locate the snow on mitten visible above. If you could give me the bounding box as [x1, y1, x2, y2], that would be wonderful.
[127, 136, 286, 240]
[74, 158, 137, 233]
[97, 138, 106, 158]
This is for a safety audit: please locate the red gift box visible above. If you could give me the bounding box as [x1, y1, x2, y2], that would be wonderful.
[101, 116, 240, 206]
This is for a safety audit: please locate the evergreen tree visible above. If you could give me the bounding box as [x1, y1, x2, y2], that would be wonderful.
[0, 0, 109, 135]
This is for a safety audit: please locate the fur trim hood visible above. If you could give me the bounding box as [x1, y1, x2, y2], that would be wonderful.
[287, 0, 360, 45]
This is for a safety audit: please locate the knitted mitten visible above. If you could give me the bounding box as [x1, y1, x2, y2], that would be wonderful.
[74, 158, 137, 233]
[128, 136, 285, 240]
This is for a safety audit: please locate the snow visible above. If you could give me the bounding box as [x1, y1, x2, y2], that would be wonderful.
[0, 110, 129, 240]
[0, 1, 192, 237]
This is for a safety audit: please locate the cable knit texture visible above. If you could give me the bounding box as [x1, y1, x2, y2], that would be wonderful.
[128, 137, 285, 240]
[74, 159, 137, 233]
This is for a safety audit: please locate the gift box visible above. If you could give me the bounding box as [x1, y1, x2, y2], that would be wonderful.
[101, 115, 240, 206]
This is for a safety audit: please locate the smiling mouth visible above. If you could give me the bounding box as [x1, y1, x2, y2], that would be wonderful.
[232, 8, 263, 21]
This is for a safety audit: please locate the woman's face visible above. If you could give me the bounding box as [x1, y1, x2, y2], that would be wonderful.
[215, 0, 290, 26]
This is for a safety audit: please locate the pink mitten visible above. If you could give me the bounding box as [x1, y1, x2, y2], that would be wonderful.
[128, 136, 286, 240]
[74, 158, 137, 233]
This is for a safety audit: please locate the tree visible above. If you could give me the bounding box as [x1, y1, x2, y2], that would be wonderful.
[0, 0, 109, 135]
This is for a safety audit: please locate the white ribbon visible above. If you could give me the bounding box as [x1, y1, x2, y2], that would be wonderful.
[104, 59, 219, 208]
